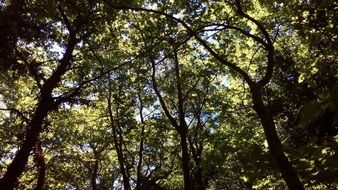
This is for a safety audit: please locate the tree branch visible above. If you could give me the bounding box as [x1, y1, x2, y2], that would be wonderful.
[199, 23, 268, 48]
[151, 59, 179, 130]
[104, 2, 254, 85]
[234, 0, 275, 87]
[0, 108, 30, 123]
[234, 0, 272, 47]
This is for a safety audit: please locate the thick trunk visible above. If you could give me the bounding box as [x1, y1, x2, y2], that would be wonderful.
[250, 85, 304, 190]
[190, 122, 205, 190]
[90, 160, 99, 190]
[192, 157, 204, 190]
[0, 33, 78, 189]
[0, 100, 50, 190]
[189, 138, 205, 190]
[180, 132, 192, 190]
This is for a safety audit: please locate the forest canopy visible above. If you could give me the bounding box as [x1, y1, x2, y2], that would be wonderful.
[0, 0, 337, 189]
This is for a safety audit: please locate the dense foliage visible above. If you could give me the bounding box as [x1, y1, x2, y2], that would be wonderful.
[0, 0, 337, 189]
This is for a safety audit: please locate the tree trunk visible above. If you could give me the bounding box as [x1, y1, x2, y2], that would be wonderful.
[0, 99, 50, 190]
[136, 93, 145, 190]
[107, 91, 131, 190]
[115, 134, 131, 190]
[189, 137, 205, 190]
[250, 85, 304, 190]
[90, 160, 99, 190]
[192, 156, 204, 190]
[180, 132, 192, 190]
[0, 33, 78, 190]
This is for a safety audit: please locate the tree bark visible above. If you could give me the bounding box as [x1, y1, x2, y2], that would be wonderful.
[191, 144, 204, 190]
[180, 132, 192, 190]
[107, 90, 131, 190]
[193, 159, 204, 190]
[136, 92, 145, 190]
[90, 160, 99, 190]
[250, 85, 304, 190]
[0, 103, 48, 189]
[174, 50, 193, 190]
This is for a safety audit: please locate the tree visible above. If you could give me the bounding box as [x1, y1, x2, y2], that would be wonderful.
[1, 0, 338, 189]
[0, 0, 118, 188]
[106, 1, 303, 188]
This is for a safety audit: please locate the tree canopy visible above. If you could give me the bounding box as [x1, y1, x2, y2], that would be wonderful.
[0, 0, 337, 189]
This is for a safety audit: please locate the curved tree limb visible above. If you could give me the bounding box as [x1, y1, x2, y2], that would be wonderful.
[104, 2, 254, 86]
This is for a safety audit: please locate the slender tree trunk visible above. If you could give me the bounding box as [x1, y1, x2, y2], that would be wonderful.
[179, 132, 192, 190]
[136, 124, 145, 189]
[173, 48, 193, 190]
[136, 93, 145, 190]
[116, 133, 131, 190]
[250, 85, 304, 190]
[112, 125, 131, 190]
[107, 91, 131, 190]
